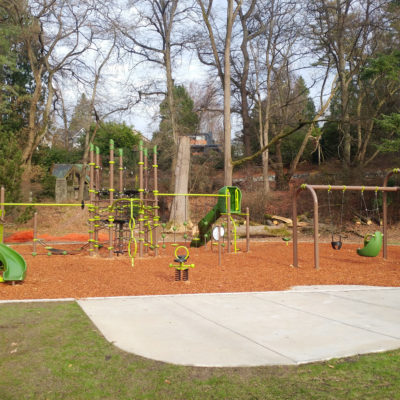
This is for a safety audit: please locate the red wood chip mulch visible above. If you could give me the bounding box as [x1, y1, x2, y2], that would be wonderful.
[1, 241, 400, 300]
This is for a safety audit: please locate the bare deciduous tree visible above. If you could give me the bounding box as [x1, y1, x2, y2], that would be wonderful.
[246, 0, 299, 193]
[117, 1, 194, 184]
[195, 0, 243, 186]
[7, 0, 98, 197]
[188, 80, 223, 144]
[307, 0, 391, 166]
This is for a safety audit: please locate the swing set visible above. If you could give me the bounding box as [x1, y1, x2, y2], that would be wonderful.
[326, 186, 383, 254]
[292, 168, 400, 269]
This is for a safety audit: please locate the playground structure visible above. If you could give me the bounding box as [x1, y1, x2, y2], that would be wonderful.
[0, 140, 250, 282]
[292, 168, 400, 269]
[83, 140, 248, 265]
[2, 135, 398, 284]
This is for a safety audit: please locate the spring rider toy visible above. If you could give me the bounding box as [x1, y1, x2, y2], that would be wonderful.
[169, 246, 195, 281]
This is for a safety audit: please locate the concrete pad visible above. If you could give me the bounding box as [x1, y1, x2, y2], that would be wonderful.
[253, 291, 400, 337]
[324, 288, 400, 309]
[78, 296, 292, 366]
[290, 285, 396, 292]
[78, 286, 400, 367]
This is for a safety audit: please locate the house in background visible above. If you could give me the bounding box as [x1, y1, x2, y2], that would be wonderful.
[189, 132, 221, 155]
[51, 164, 90, 203]
[70, 128, 86, 149]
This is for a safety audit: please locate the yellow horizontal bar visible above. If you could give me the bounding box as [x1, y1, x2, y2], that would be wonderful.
[157, 193, 228, 198]
[0, 193, 231, 209]
[0, 203, 94, 207]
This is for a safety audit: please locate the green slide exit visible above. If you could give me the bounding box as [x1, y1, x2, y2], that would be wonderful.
[190, 204, 221, 248]
[0, 243, 27, 282]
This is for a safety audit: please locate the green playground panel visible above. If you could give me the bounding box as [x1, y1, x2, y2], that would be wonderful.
[190, 186, 242, 248]
[217, 186, 242, 214]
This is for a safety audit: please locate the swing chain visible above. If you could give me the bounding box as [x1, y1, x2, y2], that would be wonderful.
[339, 186, 346, 231]
[360, 187, 369, 222]
[327, 186, 332, 220]
[373, 188, 381, 225]
[327, 186, 344, 250]
[360, 187, 380, 225]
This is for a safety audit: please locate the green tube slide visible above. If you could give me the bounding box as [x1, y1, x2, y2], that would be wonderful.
[190, 204, 221, 247]
[0, 243, 27, 282]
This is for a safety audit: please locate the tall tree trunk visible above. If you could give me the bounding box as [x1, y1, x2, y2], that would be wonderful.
[357, 96, 386, 166]
[165, 48, 179, 192]
[341, 87, 352, 166]
[239, 18, 252, 157]
[21, 161, 32, 201]
[165, 49, 178, 147]
[338, 50, 351, 166]
[196, 0, 242, 187]
[59, 90, 69, 150]
[261, 150, 269, 195]
[260, 22, 275, 197]
[163, 1, 179, 192]
[223, 1, 234, 187]
[169, 136, 191, 229]
[21, 67, 42, 200]
[78, 128, 93, 202]
[21, 68, 55, 200]
[78, 123, 96, 202]
[261, 101, 270, 196]
[241, 86, 252, 158]
[273, 142, 288, 190]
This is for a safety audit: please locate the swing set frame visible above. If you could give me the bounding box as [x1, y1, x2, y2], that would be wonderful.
[292, 169, 400, 269]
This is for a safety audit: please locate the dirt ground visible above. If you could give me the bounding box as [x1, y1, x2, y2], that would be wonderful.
[1, 239, 400, 300]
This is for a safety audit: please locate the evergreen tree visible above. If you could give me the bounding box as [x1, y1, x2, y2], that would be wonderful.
[67, 94, 93, 149]
[375, 113, 400, 153]
[0, 4, 33, 200]
[91, 122, 141, 172]
[0, 4, 34, 137]
[278, 77, 316, 165]
[153, 85, 199, 170]
[158, 85, 199, 136]
[0, 133, 23, 202]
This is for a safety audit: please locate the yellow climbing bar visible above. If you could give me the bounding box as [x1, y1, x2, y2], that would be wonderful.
[0, 203, 94, 207]
[157, 193, 228, 197]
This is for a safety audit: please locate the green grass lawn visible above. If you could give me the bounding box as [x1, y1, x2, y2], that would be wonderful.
[1, 302, 400, 400]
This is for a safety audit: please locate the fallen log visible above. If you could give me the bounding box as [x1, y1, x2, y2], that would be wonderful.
[270, 215, 308, 227]
[235, 224, 289, 237]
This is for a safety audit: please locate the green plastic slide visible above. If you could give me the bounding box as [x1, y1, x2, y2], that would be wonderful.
[190, 204, 221, 248]
[356, 231, 383, 257]
[190, 186, 242, 248]
[0, 243, 27, 282]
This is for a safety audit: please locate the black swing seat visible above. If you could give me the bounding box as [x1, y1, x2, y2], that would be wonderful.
[331, 235, 342, 250]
